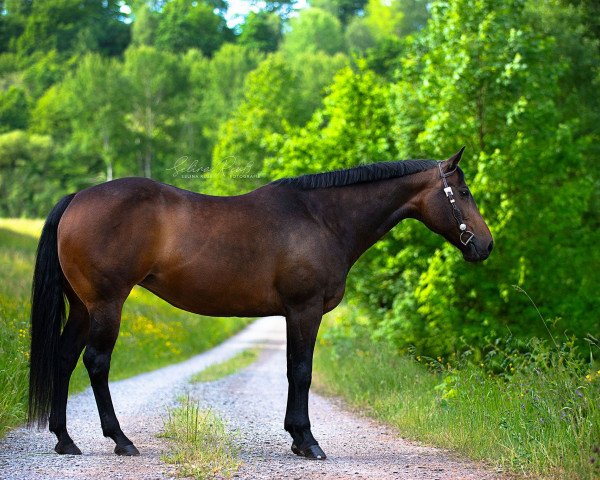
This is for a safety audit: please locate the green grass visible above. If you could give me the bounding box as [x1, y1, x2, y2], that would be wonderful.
[0, 218, 253, 437]
[314, 306, 600, 480]
[191, 348, 260, 383]
[160, 396, 240, 479]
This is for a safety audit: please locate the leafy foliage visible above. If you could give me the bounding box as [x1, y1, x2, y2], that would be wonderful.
[154, 0, 233, 56]
[281, 8, 345, 57]
[314, 306, 600, 479]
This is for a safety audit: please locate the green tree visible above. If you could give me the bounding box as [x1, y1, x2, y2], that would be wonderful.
[0, 130, 56, 216]
[290, 51, 348, 121]
[209, 51, 349, 195]
[345, 17, 377, 54]
[374, 0, 600, 353]
[63, 54, 129, 181]
[123, 46, 186, 178]
[15, 0, 130, 57]
[0, 0, 28, 52]
[21, 50, 70, 99]
[311, 0, 368, 26]
[281, 8, 345, 58]
[131, 3, 160, 46]
[264, 65, 394, 179]
[0, 86, 29, 133]
[209, 54, 304, 195]
[174, 49, 210, 182]
[564, 0, 600, 44]
[238, 11, 282, 53]
[200, 44, 264, 144]
[154, 0, 232, 56]
[29, 83, 72, 142]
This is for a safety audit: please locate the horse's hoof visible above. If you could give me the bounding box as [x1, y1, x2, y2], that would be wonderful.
[55, 441, 82, 455]
[114, 443, 140, 456]
[291, 443, 327, 460]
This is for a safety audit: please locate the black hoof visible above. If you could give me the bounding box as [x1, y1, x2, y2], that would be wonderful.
[114, 443, 140, 456]
[291, 443, 327, 460]
[55, 441, 82, 455]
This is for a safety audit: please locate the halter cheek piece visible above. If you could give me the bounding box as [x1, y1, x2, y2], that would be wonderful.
[437, 161, 475, 246]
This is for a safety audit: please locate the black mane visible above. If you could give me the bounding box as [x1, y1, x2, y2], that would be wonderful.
[272, 159, 438, 190]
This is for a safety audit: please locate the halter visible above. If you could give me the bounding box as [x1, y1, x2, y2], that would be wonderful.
[437, 161, 475, 246]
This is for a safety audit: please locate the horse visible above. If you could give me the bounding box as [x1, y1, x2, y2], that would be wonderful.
[28, 147, 493, 460]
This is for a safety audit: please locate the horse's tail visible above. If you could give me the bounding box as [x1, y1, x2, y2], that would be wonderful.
[28, 193, 76, 428]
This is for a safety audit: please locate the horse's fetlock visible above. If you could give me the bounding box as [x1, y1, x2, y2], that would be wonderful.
[285, 416, 310, 434]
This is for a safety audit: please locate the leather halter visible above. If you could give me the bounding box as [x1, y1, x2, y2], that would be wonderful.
[437, 162, 475, 246]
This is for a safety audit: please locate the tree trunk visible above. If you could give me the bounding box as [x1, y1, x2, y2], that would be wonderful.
[144, 150, 152, 178]
[103, 133, 113, 182]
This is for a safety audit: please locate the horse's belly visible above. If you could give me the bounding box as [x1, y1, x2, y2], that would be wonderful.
[139, 270, 283, 317]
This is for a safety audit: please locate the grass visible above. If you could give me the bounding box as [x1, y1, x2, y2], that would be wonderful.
[160, 347, 261, 477]
[191, 348, 261, 383]
[313, 306, 600, 480]
[0, 218, 253, 437]
[160, 395, 240, 479]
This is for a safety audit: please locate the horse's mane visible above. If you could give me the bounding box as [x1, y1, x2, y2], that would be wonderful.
[271, 159, 438, 190]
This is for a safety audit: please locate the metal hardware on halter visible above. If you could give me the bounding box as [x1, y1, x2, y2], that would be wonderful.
[438, 161, 475, 246]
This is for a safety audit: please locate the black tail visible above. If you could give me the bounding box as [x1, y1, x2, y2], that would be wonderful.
[28, 193, 76, 428]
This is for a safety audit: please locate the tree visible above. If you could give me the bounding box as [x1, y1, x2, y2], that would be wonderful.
[281, 8, 345, 58]
[0, 0, 29, 52]
[0, 86, 29, 133]
[154, 0, 233, 56]
[311, 0, 368, 26]
[21, 50, 70, 99]
[375, 0, 600, 353]
[209, 51, 349, 195]
[264, 66, 396, 180]
[63, 54, 129, 181]
[209, 54, 304, 195]
[0, 130, 55, 216]
[15, 0, 130, 57]
[239, 11, 282, 53]
[290, 51, 349, 122]
[564, 0, 600, 44]
[345, 17, 377, 54]
[123, 46, 186, 178]
[200, 44, 264, 144]
[131, 3, 160, 46]
[356, 0, 429, 41]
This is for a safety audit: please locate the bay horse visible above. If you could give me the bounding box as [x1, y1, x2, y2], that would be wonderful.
[28, 147, 492, 459]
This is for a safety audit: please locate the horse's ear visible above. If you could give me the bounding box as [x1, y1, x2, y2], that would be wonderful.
[443, 146, 465, 172]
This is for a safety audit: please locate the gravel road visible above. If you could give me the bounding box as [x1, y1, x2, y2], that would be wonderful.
[0, 316, 505, 480]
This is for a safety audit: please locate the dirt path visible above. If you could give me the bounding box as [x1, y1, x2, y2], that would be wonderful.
[0, 317, 505, 480]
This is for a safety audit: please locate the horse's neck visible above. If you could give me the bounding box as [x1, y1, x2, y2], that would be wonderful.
[308, 174, 427, 265]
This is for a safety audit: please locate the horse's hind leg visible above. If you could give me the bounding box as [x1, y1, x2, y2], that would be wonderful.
[83, 298, 139, 456]
[49, 293, 89, 455]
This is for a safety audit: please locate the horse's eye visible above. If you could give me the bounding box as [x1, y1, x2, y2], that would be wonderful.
[459, 189, 470, 197]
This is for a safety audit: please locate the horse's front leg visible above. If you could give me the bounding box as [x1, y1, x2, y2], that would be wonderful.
[284, 302, 326, 460]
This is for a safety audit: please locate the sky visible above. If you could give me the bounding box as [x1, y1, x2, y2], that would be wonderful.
[120, 0, 310, 28]
[226, 0, 308, 26]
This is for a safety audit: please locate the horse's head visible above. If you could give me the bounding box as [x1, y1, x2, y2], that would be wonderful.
[418, 148, 493, 262]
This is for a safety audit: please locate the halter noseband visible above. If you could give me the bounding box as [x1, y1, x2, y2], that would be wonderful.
[437, 161, 475, 246]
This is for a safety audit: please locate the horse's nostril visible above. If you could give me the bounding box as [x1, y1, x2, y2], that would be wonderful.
[487, 241, 494, 254]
